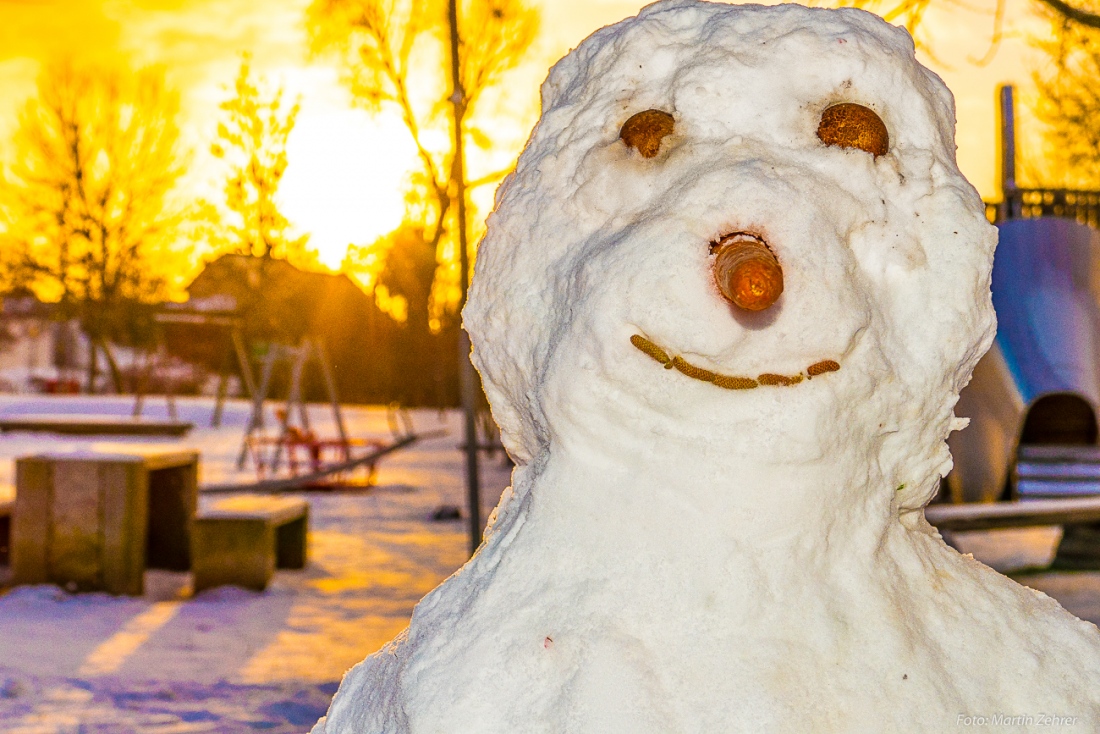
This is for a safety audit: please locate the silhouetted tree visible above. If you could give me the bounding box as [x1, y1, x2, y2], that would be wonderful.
[367, 222, 458, 404]
[308, 0, 538, 314]
[841, 0, 1100, 61]
[206, 56, 309, 262]
[0, 57, 186, 391]
[1034, 4, 1100, 186]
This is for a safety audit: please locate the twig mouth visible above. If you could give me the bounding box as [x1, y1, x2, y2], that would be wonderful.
[629, 334, 840, 391]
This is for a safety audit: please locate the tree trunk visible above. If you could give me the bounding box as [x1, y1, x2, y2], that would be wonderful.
[97, 338, 125, 394]
[86, 342, 99, 394]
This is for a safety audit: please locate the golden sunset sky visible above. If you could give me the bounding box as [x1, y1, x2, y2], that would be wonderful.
[0, 0, 1055, 270]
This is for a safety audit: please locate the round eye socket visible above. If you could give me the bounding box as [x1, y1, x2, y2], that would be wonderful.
[817, 103, 889, 157]
[620, 109, 675, 158]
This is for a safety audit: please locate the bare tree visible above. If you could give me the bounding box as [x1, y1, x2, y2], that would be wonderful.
[308, 0, 538, 316]
[841, 0, 1100, 61]
[1033, 5, 1100, 187]
[206, 56, 309, 262]
[831, 0, 1100, 190]
[1034, 0, 1100, 28]
[0, 57, 186, 390]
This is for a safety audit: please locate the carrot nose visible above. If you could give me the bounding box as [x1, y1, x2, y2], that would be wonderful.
[712, 234, 783, 311]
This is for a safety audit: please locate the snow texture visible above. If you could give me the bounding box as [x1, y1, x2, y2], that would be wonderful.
[315, 2, 1100, 731]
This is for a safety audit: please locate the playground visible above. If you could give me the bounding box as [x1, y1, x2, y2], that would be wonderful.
[0, 396, 511, 732]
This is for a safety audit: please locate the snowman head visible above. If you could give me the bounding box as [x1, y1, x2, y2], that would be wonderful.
[465, 0, 995, 509]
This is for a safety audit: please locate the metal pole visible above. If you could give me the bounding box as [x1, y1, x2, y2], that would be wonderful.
[316, 340, 349, 449]
[999, 84, 1020, 220]
[237, 345, 277, 470]
[448, 0, 482, 555]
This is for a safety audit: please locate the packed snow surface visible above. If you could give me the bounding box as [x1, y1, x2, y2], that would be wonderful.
[316, 1, 1100, 731]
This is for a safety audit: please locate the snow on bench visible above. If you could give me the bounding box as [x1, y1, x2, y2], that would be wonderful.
[192, 495, 308, 593]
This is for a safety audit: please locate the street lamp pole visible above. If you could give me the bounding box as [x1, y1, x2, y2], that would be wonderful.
[447, 0, 482, 555]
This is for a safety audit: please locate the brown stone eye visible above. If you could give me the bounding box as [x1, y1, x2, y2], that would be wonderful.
[816, 103, 889, 157]
[620, 109, 675, 158]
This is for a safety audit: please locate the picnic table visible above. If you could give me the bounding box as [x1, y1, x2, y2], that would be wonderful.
[10, 447, 198, 595]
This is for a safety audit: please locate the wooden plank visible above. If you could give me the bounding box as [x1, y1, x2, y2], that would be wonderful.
[101, 462, 146, 596]
[48, 460, 103, 590]
[12, 458, 52, 584]
[0, 415, 192, 437]
[925, 497, 1100, 532]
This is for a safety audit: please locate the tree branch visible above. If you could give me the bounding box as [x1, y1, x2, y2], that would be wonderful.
[1033, 0, 1100, 28]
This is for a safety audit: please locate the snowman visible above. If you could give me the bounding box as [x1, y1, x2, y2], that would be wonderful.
[314, 2, 1100, 731]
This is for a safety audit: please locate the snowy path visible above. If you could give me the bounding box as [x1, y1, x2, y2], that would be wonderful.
[0, 398, 511, 732]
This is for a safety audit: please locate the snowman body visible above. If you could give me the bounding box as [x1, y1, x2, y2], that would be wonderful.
[315, 2, 1100, 732]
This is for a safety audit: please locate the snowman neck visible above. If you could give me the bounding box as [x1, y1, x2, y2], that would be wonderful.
[531, 426, 896, 573]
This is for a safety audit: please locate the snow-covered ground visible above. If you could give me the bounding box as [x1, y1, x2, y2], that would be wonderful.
[0, 396, 1097, 731]
[0, 396, 512, 732]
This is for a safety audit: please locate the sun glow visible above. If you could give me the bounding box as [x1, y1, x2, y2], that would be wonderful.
[0, 0, 1064, 283]
[281, 105, 415, 270]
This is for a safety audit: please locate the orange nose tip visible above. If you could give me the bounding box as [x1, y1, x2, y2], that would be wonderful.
[712, 235, 784, 311]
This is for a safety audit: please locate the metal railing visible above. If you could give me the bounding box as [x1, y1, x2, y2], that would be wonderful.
[987, 188, 1100, 227]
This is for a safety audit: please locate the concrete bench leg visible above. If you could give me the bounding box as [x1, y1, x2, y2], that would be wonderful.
[145, 465, 197, 572]
[192, 518, 275, 592]
[275, 515, 307, 570]
[0, 513, 10, 566]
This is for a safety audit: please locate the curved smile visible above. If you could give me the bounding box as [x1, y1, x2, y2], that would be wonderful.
[630, 334, 840, 390]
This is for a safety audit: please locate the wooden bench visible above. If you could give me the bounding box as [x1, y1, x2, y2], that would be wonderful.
[11, 448, 198, 595]
[192, 495, 308, 593]
[0, 414, 192, 437]
[925, 497, 1100, 570]
[925, 497, 1100, 532]
[0, 498, 12, 566]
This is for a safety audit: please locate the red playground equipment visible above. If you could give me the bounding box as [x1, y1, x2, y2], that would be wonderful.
[207, 339, 420, 493]
[245, 407, 395, 486]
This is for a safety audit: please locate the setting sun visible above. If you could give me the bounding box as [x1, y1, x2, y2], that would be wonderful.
[0, 0, 1062, 272]
[280, 100, 414, 269]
